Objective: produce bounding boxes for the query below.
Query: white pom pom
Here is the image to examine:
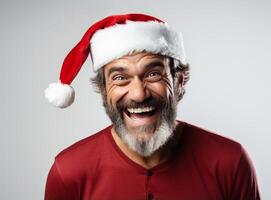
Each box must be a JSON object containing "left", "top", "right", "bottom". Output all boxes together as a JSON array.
[{"left": 44, "top": 81, "right": 75, "bottom": 108}]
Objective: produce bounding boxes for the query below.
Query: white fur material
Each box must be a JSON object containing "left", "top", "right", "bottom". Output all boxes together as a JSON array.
[
  {"left": 44, "top": 81, "right": 75, "bottom": 108},
  {"left": 90, "top": 21, "right": 187, "bottom": 71}
]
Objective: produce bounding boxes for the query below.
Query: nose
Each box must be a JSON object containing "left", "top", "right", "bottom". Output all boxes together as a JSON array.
[{"left": 128, "top": 77, "right": 150, "bottom": 102}]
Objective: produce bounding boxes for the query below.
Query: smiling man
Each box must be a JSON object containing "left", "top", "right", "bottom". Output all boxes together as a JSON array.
[
  {"left": 44, "top": 14, "right": 260, "bottom": 200},
  {"left": 102, "top": 53, "right": 181, "bottom": 161}
]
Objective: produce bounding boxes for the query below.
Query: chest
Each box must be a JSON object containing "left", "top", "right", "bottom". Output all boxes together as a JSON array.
[{"left": 80, "top": 163, "right": 223, "bottom": 200}]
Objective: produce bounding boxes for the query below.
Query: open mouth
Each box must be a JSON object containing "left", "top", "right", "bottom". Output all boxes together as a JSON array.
[{"left": 124, "top": 106, "right": 157, "bottom": 119}]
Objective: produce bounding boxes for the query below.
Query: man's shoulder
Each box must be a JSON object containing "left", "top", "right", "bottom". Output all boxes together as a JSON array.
[
  {"left": 177, "top": 122, "right": 260, "bottom": 198},
  {"left": 47, "top": 125, "right": 113, "bottom": 190},
  {"left": 179, "top": 121, "right": 246, "bottom": 179},
  {"left": 181, "top": 121, "right": 243, "bottom": 158},
  {"left": 55, "top": 125, "right": 112, "bottom": 162}
]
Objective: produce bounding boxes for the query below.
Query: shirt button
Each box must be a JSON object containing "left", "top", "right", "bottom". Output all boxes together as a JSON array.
[
  {"left": 147, "top": 170, "right": 153, "bottom": 176},
  {"left": 148, "top": 193, "right": 154, "bottom": 200}
]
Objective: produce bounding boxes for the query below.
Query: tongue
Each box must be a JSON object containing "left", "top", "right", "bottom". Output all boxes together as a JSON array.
[{"left": 130, "top": 112, "right": 153, "bottom": 119}]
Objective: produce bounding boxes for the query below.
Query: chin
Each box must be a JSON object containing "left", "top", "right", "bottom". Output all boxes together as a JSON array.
[
  {"left": 126, "top": 123, "right": 157, "bottom": 137},
  {"left": 118, "top": 119, "right": 175, "bottom": 157}
]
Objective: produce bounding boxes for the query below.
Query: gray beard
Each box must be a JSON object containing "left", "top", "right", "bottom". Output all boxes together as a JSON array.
[
  {"left": 103, "top": 94, "right": 178, "bottom": 157},
  {"left": 115, "top": 118, "right": 176, "bottom": 157}
]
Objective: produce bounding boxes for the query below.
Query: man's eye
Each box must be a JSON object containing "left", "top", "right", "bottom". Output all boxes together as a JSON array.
[
  {"left": 147, "top": 71, "right": 162, "bottom": 79},
  {"left": 145, "top": 71, "right": 162, "bottom": 82},
  {"left": 148, "top": 72, "right": 160, "bottom": 77},
  {"left": 113, "top": 75, "right": 126, "bottom": 81}
]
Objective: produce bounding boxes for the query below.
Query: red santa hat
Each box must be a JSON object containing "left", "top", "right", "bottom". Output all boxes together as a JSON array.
[{"left": 45, "top": 13, "right": 187, "bottom": 108}]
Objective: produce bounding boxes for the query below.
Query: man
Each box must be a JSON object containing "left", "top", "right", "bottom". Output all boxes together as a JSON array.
[{"left": 44, "top": 13, "right": 260, "bottom": 200}]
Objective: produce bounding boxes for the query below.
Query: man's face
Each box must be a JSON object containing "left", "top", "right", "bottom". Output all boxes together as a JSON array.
[{"left": 102, "top": 52, "right": 181, "bottom": 157}]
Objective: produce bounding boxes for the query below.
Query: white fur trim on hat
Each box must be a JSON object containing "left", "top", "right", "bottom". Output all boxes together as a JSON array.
[
  {"left": 44, "top": 81, "right": 75, "bottom": 108},
  {"left": 90, "top": 21, "right": 187, "bottom": 71}
]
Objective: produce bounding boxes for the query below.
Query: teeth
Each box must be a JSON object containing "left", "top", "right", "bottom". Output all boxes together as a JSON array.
[{"left": 127, "top": 106, "right": 155, "bottom": 114}]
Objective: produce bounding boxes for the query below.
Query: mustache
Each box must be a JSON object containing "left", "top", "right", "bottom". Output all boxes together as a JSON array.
[{"left": 116, "top": 96, "right": 165, "bottom": 112}]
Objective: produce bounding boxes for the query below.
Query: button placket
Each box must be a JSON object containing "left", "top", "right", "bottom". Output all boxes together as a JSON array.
[{"left": 146, "top": 170, "right": 154, "bottom": 199}]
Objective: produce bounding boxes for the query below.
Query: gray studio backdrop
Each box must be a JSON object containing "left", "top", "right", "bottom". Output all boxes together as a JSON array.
[{"left": 1, "top": 0, "right": 270, "bottom": 199}]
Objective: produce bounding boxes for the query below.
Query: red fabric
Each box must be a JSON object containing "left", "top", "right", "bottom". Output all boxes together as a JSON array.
[
  {"left": 59, "top": 13, "right": 163, "bottom": 85},
  {"left": 45, "top": 121, "right": 260, "bottom": 200}
]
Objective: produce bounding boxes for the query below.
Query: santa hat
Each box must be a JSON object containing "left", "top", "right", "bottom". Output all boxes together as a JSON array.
[{"left": 45, "top": 13, "right": 187, "bottom": 108}]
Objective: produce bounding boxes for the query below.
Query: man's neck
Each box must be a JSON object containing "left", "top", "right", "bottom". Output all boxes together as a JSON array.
[{"left": 111, "top": 122, "right": 182, "bottom": 169}]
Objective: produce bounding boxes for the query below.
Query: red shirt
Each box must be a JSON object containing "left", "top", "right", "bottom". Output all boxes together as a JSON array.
[{"left": 45, "top": 121, "right": 260, "bottom": 200}]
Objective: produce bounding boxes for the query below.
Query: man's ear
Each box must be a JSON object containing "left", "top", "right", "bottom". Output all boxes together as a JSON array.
[
  {"left": 175, "top": 71, "right": 185, "bottom": 101},
  {"left": 97, "top": 83, "right": 103, "bottom": 94}
]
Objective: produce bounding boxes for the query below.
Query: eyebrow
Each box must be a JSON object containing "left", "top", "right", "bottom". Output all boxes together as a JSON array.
[
  {"left": 107, "top": 67, "right": 128, "bottom": 78},
  {"left": 106, "top": 60, "right": 165, "bottom": 78},
  {"left": 145, "top": 61, "right": 165, "bottom": 71}
]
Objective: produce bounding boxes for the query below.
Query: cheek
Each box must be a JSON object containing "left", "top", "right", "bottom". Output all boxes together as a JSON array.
[
  {"left": 106, "top": 85, "right": 128, "bottom": 107},
  {"left": 146, "top": 79, "right": 174, "bottom": 99}
]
